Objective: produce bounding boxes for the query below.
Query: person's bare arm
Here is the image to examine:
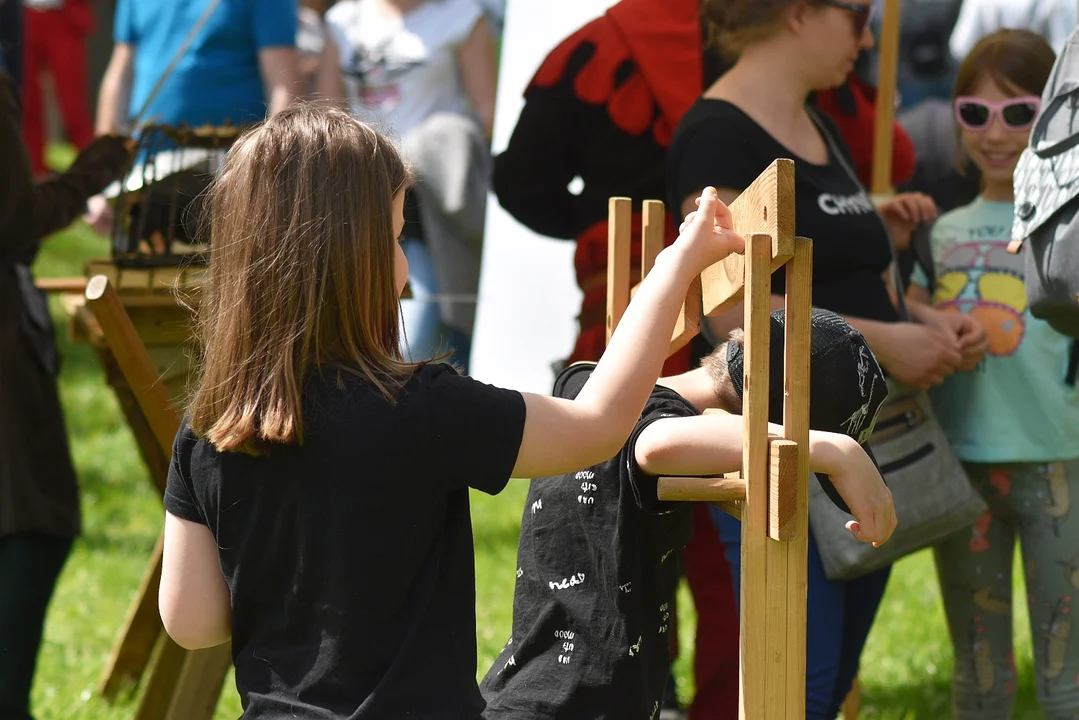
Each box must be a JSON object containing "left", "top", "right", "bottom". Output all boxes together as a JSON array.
[
  {"left": 314, "top": 36, "right": 346, "bottom": 107},
  {"left": 456, "top": 16, "right": 497, "bottom": 138},
  {"left": 160, "top": 512, "right": 231, "bottom": 649},
  {"left": 634, "top": 415, "right": 895, "bottom": 544},
  {"left": 96, "top": 43, "right": 135, "bottom": 135},
  {"left": 510, "top": 189, "right": 745, "bottom": 479},
  {"left": 258, "top": 46, "right": 301, "bottom": 115}
]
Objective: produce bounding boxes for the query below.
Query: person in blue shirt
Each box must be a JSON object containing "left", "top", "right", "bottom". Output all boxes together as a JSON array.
[
  {"left": 908, "top": 29, "right": 1079, "bottom": 720},
  {"left": 85, "top": 0, "right": 301, "bottom": 233}
]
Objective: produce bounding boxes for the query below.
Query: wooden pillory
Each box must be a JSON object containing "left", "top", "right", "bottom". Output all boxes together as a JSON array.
[{"left": 605, "top": 159, "right": 813, "bottom": 720}]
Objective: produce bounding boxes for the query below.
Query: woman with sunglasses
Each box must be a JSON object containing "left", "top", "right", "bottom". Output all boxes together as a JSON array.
[
  {"left": 667, "top": 1, "right": 987, "bottom": 717},
  {"left": 907, "top": 30, "right": 1079, "bottom": 719}
]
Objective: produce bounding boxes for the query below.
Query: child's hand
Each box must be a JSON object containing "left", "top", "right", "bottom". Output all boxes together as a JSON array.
[
  {"left": 818, "top": 434, "right": 897, "bottom": 547},
  {"left": 675, "top": 187, "right": 746, "bottom": 270}
]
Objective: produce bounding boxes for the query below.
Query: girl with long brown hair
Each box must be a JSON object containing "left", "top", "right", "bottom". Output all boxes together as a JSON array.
[{"left": 156, "top": 102, "right": 744, "bottom": 719}]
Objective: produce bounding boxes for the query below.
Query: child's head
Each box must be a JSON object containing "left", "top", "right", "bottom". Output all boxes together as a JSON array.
[
  {"left": 953, "top": 30, "right": 1055, "bottom": 195},
  {"left": 702, "top": 308, "right": 887, "bottom": 445},
  {"left": 190, "top": 103, "right": 414, "bottom": 453}
]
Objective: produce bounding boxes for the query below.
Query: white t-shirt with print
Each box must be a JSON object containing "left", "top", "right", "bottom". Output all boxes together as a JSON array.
[
  {"left": 325, "top": 0, "right": 483, "bottom": 137},
  {"left": 950, "top": 0, "right": 1077, "bottom": 59}
]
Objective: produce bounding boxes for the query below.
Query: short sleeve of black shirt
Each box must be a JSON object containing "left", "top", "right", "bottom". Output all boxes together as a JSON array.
[
  {"left": 624, "top": 386, "right": 700, "bottom": 514},
  {"left": 422, "top": 363, "right": 527, "bottom": 495},
  {"left": 164, "top": 421, "right": 205, "bottom": 525}
]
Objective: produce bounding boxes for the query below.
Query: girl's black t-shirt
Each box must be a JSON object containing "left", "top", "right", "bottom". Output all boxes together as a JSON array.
[
  {"left": 667, "top": 99, "right": 899, "bottom": 324},
  {"left": 164, "top": 363, "right": 526, "bottom": 719}
]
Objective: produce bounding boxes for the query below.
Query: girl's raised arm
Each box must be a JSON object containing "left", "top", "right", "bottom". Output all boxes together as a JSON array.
[{"left": 510, "top": 189, "right": 745, "bottom": 479}]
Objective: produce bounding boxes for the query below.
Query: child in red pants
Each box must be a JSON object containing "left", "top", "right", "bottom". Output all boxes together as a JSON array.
[{"left": 21, "top": 0, "right": 95, "bottom": 177}]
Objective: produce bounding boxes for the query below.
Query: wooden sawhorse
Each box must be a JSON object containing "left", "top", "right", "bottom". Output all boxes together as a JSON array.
[
  {"left": 62, "top": 269, "right": 232, "bottom": 720},
  {"left": 606, "top": 159, "right": 813, "bottom": 719}
]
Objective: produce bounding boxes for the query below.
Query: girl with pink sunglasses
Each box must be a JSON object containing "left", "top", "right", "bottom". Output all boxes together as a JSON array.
[{"left": 907, "top": 29, "right": 1079, "bottom": 720}]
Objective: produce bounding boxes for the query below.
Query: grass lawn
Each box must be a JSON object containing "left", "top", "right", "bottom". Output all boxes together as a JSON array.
[{"left": 26, "top": 208, "right": 1043, "bottom": 718}]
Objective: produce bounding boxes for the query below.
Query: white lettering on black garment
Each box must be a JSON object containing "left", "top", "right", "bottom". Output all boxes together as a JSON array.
[
  {"left": 667, "top": 100, "right": 898, "bottom": 323},
  {"left": 480, "top": 370, "right": 697, "bottom": 719}
]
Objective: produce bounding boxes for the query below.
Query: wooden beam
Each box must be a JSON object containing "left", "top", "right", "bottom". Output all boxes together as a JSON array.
[
  {"left": 701, "top": 160, "right": 796, "bottom": 318},
  {"left": 606, "top": 197, "right": 632, "bottom": 345},
  {"left": 657, "top": 475, "right": 747, "bottom": 503},
  {"left": 782, "top": 237, "right": 814, "bottom": 719},
  {"left": 641, "top": 199, "right": 664, "bottom": 280},
  {"left": 872, "top": 0, "right": 903, "bottom": 197},
  {"left": 35, "top": 277, "right": 88, "bottom": 294},
  {"left": 738, "top": 233, "right": 774, "bottom": 720},
  {"left": 84, "top": 275, "right": 180, "bottom": 458}
]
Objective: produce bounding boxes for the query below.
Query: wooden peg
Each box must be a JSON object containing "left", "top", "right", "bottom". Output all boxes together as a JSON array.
[
  {"left": 606, "top": 197, "right": 632, "bottom": 345},
  {"left": 767, "top": 439, "right": 798, "bottom": 541},
  {"left": 656, "top": 475, "right": 747, "bottom": 503},
  {"left": 641, "top": 199, "right": 664, "bottom": 280}
]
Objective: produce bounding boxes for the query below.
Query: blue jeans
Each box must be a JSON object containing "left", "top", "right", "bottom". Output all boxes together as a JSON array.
[
  {"left": 710, "top": 505, "right": 891, "bottom": 720},
  {"left": 399, "top": 238, "right": 471, "bottom": 370}
]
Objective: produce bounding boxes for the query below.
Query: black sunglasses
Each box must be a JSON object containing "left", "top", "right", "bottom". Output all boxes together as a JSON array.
[{"left": 819, "top": 0, "right": 874, "bottom": 37}]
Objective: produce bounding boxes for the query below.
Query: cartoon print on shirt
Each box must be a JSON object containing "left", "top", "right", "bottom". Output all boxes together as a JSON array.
[
  {"left": 932, "top": 236, "right": 1027, "bottom": 357},
  {"left": 658, "top": 603, "right": 670, "bottom": 634},
  {"left": 340, "top": 36, "right": 425, "bottom": 112},
  {"left": 628, "top": 635, "right": 642, "bottom": 657}
]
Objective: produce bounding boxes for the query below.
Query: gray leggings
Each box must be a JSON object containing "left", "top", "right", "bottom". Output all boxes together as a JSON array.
[{"left": 935, "top": 459, "right": 1079, "bottom": 720}]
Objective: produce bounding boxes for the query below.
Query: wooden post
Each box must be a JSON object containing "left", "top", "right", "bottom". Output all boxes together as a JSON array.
[
  {"left": 871, "top": 0, "right": 903, "bottom": 198},
  {"left": 606, "top": 197, "right": 631, "bottom": 345}
]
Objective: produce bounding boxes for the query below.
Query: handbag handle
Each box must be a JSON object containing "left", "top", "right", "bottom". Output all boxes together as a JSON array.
[{"left": 807, "top": 106, "right": 913, "bottom": 322}]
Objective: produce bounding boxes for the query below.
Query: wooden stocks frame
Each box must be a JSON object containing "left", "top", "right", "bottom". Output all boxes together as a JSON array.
[{"left": 605, "top": 159, "right": 812, "bottom": 720}]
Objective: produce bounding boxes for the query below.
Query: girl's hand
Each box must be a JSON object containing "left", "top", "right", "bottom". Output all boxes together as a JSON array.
[
  {"left": 676, "top": 187, "right": 746, "bottom": 271},
  {"left": 877, "top": 192, "right": 937, "bottom": 251},
  {"left": 874, "top": 321, "right": 963, "bottom": 390},
  {"left": 816, "top": 434, "right": 897, "bottom": 547},
  {"left": 920, "top": 307, "right": 989, "bottom": 371}
]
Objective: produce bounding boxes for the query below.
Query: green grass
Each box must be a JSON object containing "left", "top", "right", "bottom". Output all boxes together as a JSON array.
[{"left": 24, "top": 147, "right": 1042, "bottom": 719}]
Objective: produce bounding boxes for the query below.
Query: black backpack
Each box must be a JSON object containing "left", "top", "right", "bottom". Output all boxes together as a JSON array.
[{"left": 1012, "top": 27, "right": 1079, "bottom": 339}]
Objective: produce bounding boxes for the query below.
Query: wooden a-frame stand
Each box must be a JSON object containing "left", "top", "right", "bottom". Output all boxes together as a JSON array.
[
  {"left": 69, "top": 274, "right": 232, "bottom": 720},
  {"left": 606, "top": 159, "right": 813, "bottom": 720}
]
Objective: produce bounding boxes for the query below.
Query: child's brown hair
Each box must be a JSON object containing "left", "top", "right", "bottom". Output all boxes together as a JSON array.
[{"left": 189, "top": 103, "right": 415, "bottom": 454}]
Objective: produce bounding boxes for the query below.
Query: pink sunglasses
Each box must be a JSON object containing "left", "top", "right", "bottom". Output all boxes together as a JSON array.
[{"left": 954, "top": 96, "right": 1042, "bottom": 131}]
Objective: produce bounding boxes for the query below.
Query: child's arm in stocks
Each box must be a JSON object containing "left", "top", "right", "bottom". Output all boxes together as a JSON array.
[
  {"left": 633, "top": 415, "right": 896, "bottom": 547},
  {"left": 510, "top": 188, "right": 745, "bottom": 479}
]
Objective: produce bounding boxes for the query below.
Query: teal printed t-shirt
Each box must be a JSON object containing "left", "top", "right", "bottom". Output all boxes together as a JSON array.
[{"left": 911, "top": 198, "right": 1079, "bottom": 463}]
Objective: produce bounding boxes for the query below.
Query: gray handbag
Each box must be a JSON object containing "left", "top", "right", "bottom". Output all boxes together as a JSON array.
[
  {"left": 806, "top": 108, "right": 988, "bottom": 582},
  {"left": 1012, "top": 26, "right": 1079, "bottom": 338},
  {"left": 808, "top": 380, "right": 987, "bottom": 581}
]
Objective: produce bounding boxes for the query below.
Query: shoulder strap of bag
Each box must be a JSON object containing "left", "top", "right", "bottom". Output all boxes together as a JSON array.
[
  {"left": 807, "top": 106, "right": 913, "bottom": 322},
  {"left": 129, "top": 0, "right": 224, "bottom": 130}
]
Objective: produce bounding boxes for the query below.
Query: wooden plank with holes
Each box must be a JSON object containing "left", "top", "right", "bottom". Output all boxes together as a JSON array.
[
  {"left": 606, "top": 197, "right": 632, "bottom": 345},
  {"left": 738, "top": 233, "right": 774, "bottom": 720},
  {"left": 783, "top": 237, "right": 813, "bottom": 719},
  {"left": 701, "top": 160, "right": 796, "bottom": 318}
]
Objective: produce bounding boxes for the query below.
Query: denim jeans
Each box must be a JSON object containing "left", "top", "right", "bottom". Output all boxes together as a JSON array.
[
  {"left": 710, "top": 505, "right": 891, "bottom": 720},
  {"left": 399, "top": 238, "right": 472, "bottom": 370}
]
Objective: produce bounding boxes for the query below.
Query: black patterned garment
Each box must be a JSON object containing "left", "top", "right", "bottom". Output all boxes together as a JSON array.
[{"left": 480, "top": 364, "right": 697, "bottom": 720}]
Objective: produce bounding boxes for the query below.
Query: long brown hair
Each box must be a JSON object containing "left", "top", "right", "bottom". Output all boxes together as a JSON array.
[{"left": 189, "top": 103, "right": 415, "bottom": 454}]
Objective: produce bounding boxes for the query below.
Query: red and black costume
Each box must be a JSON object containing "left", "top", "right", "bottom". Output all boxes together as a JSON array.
[{"left": 491, "top": 2, "right": 916, "bottom": 717}]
